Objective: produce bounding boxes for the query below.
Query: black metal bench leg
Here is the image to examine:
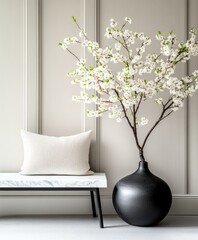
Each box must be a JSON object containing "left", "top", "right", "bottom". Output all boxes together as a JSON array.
[
  {"left": 90, "top": 190, "right": 97, "bottom": 217},
  {"left": 95, "top": 188, "right": 104, "bottom": 228}
]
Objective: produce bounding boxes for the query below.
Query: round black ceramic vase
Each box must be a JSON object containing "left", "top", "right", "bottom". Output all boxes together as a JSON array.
[{"left": 112, "top": 161, "right": 172, "bottom": 226}]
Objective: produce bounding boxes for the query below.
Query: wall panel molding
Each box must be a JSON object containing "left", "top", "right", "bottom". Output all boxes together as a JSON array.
[
  {"left": 98, "top": 0, "right": 198, "bottom": 208},
  {"left": 23, "top": 0, "right": 42, "bottom": 133},
  {"left": 81, "top": 0, "right": 100, "bottom": 171},
  {"left": 0, "top": 0, "right": 196, "bottom": 215},
  {"left": 24, "top": 0, "right": 101, "bottom": 171},
  {"left": 1, "top": 195, "right": 198, "bottom": 216},
  {"left": 184, "top": 0, "right": 189, "bottom": 194},
  {"left": 188, "top": 0, "right": 198, "bottom": 194}
]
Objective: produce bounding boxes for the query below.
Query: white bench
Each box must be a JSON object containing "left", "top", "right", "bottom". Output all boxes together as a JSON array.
[{"left": 0, "top": 173, "right": 107, "bottom": 228}]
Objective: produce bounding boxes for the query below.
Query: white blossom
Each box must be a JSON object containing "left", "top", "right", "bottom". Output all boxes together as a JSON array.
[
  {"left": 155, "top": 98, "right": 163, "bottom": 104},
  {"left": 61, "top": 43, "right": 68, "bottom": 50},
  {"left": 140, "top": 117, "right": 149, "bottom": 126},
  {"left": 115, "top": 42, "right": 122, "bottom": 51},
  {"left": 79, "top": 30, "right": 87, "bottom": 38},
  {"left": 125, "top": 17, "right": 132, "bottom": 24},
  {"left": 156, "top": 31, "right": 164, "bottom": 40},
  {"left": 110, "top": 19, "right": 117, "bottom": 28}
]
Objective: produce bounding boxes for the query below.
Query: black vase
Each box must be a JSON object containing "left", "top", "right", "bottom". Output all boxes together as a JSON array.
[{"left": 112, "top": 161, "right": 172, "bottom": 226}]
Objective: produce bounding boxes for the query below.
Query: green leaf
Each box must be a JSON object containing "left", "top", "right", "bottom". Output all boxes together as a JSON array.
[
  {"left": 178, "top": 46, "right": 189, "bottom": 54},
  {"left": 58, "top": 42, "right": 62, "bottom": 46},
  {"left": 89, "top": 66, "right": 94, "bottom": 70},
  {"left": 72, "top": 16, "right": 76, "bottom": 22}
]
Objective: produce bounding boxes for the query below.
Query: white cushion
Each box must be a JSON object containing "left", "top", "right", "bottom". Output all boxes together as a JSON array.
[{"left": 20, "top": 130, "right": 93, "bottom": 175}]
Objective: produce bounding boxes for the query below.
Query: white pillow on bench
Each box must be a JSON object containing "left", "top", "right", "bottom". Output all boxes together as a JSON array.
[{"left": 20, "top": 130, "right": 93, "bottom": 175}]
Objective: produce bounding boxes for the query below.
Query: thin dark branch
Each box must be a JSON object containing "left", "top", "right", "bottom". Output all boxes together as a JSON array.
[
  {"left": 66, "top": 48, "right": 80, "bottom": 61},
  {"left": 129, "top": 107, "right": 134, "bottom": 121},
  {"left": 141, "top": 108, "right": 166, "bottom": 150},
  {"left": 114, "top": 89, "right": 141, "bottom": 150},
  {"left": 133, "top": 104, "right": 137, "bottom": 137},
  {"left": 112, "top": 36, "right": 131, "bottom": 60},
  {"left": 155, "top": 53, "right": 162, "bottom": 61},
  {"left": 114, "top": 90, "right": 134, "bottom": 130},
  {"left": 112, "top": 36, "right": 126, "bottom": 50},
  {"left": 135, "top": 95, "right": 143, "bottom": 114},
  {"left": 165, "top": 101, "right": 174, "bottom": 110},
  {"left": 121, "top": 22, "right": 127, "bottom": 30},
  {"left": 161, "top": 110, "right": 174, "bottom": 120},
  {"left": 141, "top": 101, "right": 174, "bottom": 150},
  {"left": 122, "top": 35, "right": 132, "bottom": 60},
  {"left": 164, "top": 97, "right": 172, "bottom": 107}
]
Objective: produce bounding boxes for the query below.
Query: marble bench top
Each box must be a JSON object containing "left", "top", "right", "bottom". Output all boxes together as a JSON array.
[{"left": 0, "top": 173, "right": 107, "bottom": 188}]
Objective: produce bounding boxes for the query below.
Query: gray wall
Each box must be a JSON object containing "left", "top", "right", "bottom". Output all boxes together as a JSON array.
[{"left": 0, "top": 0, "right": 198, "bottom": 215}]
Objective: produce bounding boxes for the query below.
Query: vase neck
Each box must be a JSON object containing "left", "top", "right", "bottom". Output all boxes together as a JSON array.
[{"left": 137, "top": 161, "right": 151, "bottom": 173}]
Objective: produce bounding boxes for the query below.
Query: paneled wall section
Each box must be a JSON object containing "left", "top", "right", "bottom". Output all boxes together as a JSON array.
[{"left": 0, "top": 0, "right": 198, "bottom": 215}]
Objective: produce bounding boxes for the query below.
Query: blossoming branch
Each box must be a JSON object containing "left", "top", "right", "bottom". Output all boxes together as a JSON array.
[{"left": 59, "top": 16, "right": 198, "bottom": 161}]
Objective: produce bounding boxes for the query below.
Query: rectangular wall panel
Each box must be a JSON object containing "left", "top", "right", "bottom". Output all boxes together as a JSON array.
[
  {"left": 0, "top": 0, "right": 24, "bottom": 171},
  {"left": 1, "top": 0, "right": 198, "bottom": 216},
  {"left": 41, "top": 0, "right": 83, "bottom": 137},
  {"left": 99, "top": 0, "right": 187, "bottom": 195},
  {"left": 188, "top": 0, "right": 198, "bottom": 194}
]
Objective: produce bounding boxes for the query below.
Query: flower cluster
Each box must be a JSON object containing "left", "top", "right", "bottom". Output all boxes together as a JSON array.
[
  {"left": 60, "top": 17, "right": 198, "bottom": 125},
  {"left": 59, "top": 17, "right": 198, "bottom": 158}
]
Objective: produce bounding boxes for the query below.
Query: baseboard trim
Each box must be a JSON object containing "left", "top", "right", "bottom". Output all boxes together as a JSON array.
[
  {"left": 0, "top": 194, "right": 198, "bottom": 216},
  {"left": 170, "top": 195, "right": 198, "bottom": 215}
]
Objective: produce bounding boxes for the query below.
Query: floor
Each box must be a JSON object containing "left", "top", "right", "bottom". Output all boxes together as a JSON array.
[{"left": 0, "top": 215, "right": 198, "bottom": 240}]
